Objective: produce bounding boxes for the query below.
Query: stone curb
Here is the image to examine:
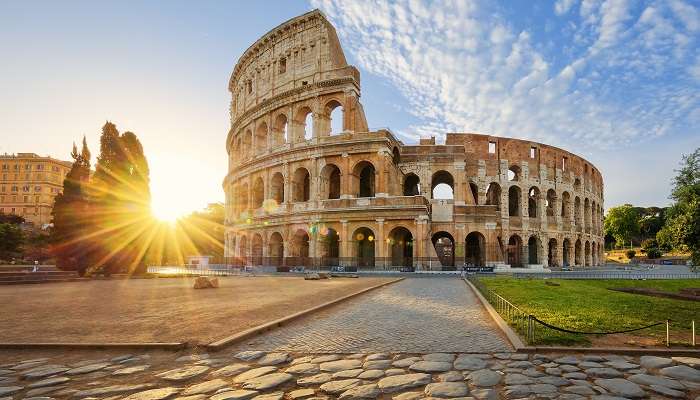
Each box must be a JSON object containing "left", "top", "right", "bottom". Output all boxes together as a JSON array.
[
  {"left": 207, "top": 277, "right": 405, "bottom": 351},
  {"left": 0, "top": 342, "right": 186, "bottom": 350},
  {"left": 463, "top": 278, "right": 523, "bottom": 350}
]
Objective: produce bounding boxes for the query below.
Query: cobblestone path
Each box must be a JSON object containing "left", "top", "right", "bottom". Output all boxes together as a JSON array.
[{"left": 235, "top": 277, "right": 512, "bottom": 353}]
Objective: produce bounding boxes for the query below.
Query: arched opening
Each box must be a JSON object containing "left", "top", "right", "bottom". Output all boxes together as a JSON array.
[
  {"left": 574, "top": 178, "right": 581, "bottom": 191},
  {"left": 389, "top": 227, "right": 413, "bottom": 268},
  {"left": 392, "top": 147, "right": 400, "bottom": 165},
  {"left": 548, "top": 238, "right": 558, "bottom": 267},
  {"left": 584, "top": 198, "right": 591, "bottom": 230},
  {"left": 469, "top": 182, "right": 479, "bottom": 205},
  {"left": 292, "top": 229, "right": 310, "bottom": 267},
  {"left": 403, "top": 173, "right": 420, "bottom": 196},
  {"left": 252, "top": 177, "right": 264, "bottom": 209},
  {"left": 508, "top": 186, "right": 521, "bottom": 216},
  {"left": 270, "top": 172, "right": 284, "bottom": 205},
  {"left": 508, "top": 165, "right": 521, "bottom": 181},
  {"left": 574, "top": 196, "right": 582, "bottom": 225},
  {"left": 292, "top": 167, "right": 310, "bottom": 202},
  {"left": 239, "top": 235, "right": 248, "bottom": 265},
  {"left": 252, "top": 234, "right": 263, "bottom": 266},
  {"left": 465, "top": 232, "right": 486, "bottom": 267},
  {"left": 562, "top": 191, "right": 571, "bottom": 218},
  {"left": 528, "top": 187, "right": 540, "bottom": 218},
  {"left": 319, "top": 227, "right": 340, "bottom": 266},
  {"left": 528, "top": 236, "right": 539, "bottom": 265},
  {"left": 431, "top": 231, "right": 455, "bottom": 269},
  {"left": 320, "top": 164, "right": 341, "bottom": 200},
  {"left": 431, "top": 170, "right": 454, "bottom": 200},
  {"left": 237, "top": 183, "right": 249, "bottom": 216},
  {"left": 255, "top": 122, "right": 268, "bottom": 155},
  {"left": 507, "top": 235, "right": 523, "bottom": 267},
  {"left": 575, "top": 239, "right": 582, "bottom": 266},
  {"left": 269, "top": 232, "right": 284, "bottom": 267},
  {"left": 563, "top": 238, "right": 571, "bottom": 266},
  {"left": 296, "top": 106, "right": 313, "bottom": 141},
  {"left": 273, "top": 113, "right": 288, "bottom": 146},
  {"left": 353, "top": 227, "right": 375, "bottom": 268},
  {"left": 353, "top": 161, "right": 375, "bottom": 198},
  {"left": 546, "top": 189, "right": 556, "bottom": 217},
  {"left": 486, "top": 182, "right": 501, "bottom": 209},
  {"left": 326, "top": 100, "right": 343, "bottom": 135},
  {"left": 243, "top": 129, "right": 253, "bottom": 158},
  {"left": 585, "top": 241, "right": 591, "bottom": 266}
]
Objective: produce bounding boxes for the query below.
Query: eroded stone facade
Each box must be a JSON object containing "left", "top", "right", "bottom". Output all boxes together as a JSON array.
[{"left": 223, "top": 10, "right": 604, "bottom": 270}]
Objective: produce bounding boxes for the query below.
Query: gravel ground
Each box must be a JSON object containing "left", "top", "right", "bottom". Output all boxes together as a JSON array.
[{"left": 0, "top": 276, "right": 392, "bottom": 344}]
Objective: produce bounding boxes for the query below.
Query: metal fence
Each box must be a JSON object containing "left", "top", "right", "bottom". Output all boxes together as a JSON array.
[{"left": 514, "top": 271, "right": 700, "bottom": 280}]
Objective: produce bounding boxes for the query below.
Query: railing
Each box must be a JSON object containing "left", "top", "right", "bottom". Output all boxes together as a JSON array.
[
  {"left": 467, "top": 275, "right": 536, "bottom": 344},
  {"left": 514, "top": 272, "right": 700, "bottom": 280},
  {"left": 467, "top": 275, "right": 698, "bottom": 346}
]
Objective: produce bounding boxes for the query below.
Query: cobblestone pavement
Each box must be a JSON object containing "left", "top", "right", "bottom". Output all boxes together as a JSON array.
[
  {"left": 1, "top": 350, "right": 699, "bottom": 399},
  {"left": 236, "top": 277, "right": 511, "bottom": 354}
]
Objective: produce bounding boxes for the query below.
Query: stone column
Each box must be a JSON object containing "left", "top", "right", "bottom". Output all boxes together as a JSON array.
[
  {"left": 454, "top": 224, "right": 465, "bottom": 265},
  {"left": 415, "top": 217, "right": 428, "bottom": 269},
  {"left": 340, "top": 220, "right": 349, "bottom": 267},
  {"left": 375, "top": 218, "right": 385, "bottom": 269}
]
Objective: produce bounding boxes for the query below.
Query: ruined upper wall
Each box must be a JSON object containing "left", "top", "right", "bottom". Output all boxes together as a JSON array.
[{"left": 229, "top": 10, "right": 357, "bottom": 122}]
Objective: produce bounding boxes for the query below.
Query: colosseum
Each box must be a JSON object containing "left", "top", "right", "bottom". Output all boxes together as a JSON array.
[{"left": 223, "top": 10, "right": 604, "bottom": 271}]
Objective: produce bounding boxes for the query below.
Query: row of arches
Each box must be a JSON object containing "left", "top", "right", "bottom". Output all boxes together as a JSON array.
[
  {"left": 230, "top": 161, "right": 377, "bottom": 216},
  {"left": 402, "top": 170, "right": 603, "bottom": 233},
  {"left": 229, "top": 226, "right": 601, "bottom": 269},
  {"left": 232, "top": 100, "right": 345, "bottom": 161}
]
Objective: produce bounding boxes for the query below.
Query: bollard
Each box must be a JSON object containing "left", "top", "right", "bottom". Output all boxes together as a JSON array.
[{"left": 666, "top": 320, "right": 670, "bottom": 347}]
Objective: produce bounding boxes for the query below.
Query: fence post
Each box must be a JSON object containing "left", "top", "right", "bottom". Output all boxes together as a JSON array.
[
  {"left": 693, "top": 320, "right": 696, "bottom": 347},
  {"left": 666, "top": 319, "right": 670, "bottom": 347}
]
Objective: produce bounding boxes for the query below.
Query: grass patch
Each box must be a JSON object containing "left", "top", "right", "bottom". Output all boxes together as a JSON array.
[{"left": 479, "top": 277, "right": 700, "bottom": 346}]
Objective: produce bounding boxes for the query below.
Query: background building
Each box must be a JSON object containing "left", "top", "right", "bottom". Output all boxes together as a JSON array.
[{"left": 0, "top": 153, "right": 71, "bottom": 228}]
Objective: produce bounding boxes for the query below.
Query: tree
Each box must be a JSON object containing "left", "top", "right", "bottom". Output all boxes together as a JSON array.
[
  {"left": 0, "top": 223, "right": 24, "bottom": 261},
  {"left": 625, "top": 249, "right": 636, "bottom": 260},
  {"left": 659, "top": 148, "right": 700, "bottom": 268},
  {"left": 51, "top": 139, "right": 92, "bottom": 274},
  {"left": 89, "top": 122, "right": 152, "bottom": 274},
  {"left": 604, "top": 204, "right": 640, "bottom": 247}
]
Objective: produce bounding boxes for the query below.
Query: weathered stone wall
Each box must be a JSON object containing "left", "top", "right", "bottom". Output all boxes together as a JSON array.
[{"left": 223, "top": 10, "right": 604, "bottom": 270}]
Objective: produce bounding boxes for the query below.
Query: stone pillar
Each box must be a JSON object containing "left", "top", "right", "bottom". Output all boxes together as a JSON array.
[
  {"left": 340, "top": 220, "right": 349, "bottom": 267},
  {"left": 341, "top": 154, "right": 352, "bottom": 198},
  {"left": 556, "top": 240, "right": 564, "bottom": 267},
  {"left": 262, "top": 234, "right": 269, "bottom": 266},
  {"left": 415, "top": 217, "right": 428, "bottom": 269},
  {"left": 554, "top": 194, "right": 562, "bottom": 228},
  {"left": 454, "top": 224, "right": 465, "bottom": 265},
  {"left": 375, "top": 218, "right": 385, "bottom": 269}
]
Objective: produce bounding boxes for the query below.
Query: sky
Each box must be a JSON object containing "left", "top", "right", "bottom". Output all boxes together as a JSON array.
[{"left": 0, "top": 0, "right": 698, "bottom": 219}]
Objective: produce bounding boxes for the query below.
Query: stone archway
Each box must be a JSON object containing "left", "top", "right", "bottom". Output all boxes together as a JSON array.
[
  {"left": 465, "top": 232, "right": 486, "bottom": 267},
  {"left": 388, "top": 226, "right": 413, "bottom": 268},
  {"left": 353, "top": 227, "right": 375, "bottom": 268}
]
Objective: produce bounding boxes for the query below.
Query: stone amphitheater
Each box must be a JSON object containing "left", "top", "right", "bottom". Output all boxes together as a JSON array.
[{"left": 223, "top": 10, "right": 604, "bottom": 271}]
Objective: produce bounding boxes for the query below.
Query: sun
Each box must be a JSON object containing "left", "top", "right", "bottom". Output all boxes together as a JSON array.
[{"left": 152, "top": 203, "right": 185, "bottom": 222}]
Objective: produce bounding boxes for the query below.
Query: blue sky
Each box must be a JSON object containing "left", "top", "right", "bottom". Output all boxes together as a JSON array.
[{"left": 0, "top": 1, "right": 698, "bottom": 217}]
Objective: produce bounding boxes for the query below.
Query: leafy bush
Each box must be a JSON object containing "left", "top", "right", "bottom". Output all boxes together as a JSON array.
[
  {"left": 625, "top": 249, "right": 636, "bottom": 259},
  {"left": 646, "top": 248, "right": 662, "bottom": 259}
]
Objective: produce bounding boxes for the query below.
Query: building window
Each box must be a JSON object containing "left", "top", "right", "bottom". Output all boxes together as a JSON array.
[
  {"left": 11, "top": 186, "right": 17, "bottom": 192},
  {"left": 0, "top": 196, "right": 4, "bottom": 203},
  {"left": 279, "top": 57, "right": 286, "bottom": 74},
  {"left": 1, "top": 164, "right": 6, "bottom": 170},
  {"left": 22, "top": 185, "right": 29, "bottom": 192},
  {"left": 36, "top": 164, "right": 43, "bottom": 170},
  {"left": 11, "top": 208, "right": 15, "bottom": 213},
  {"left": 25, "top": 173, "right": 30, "bottom": 180},
  {"left": 23, "top": 196, "right": 28, "bottom": 203},
  {"left": 34, "top": 195, "right": 40, "bottom": 203},
  {"left": 530, "top": 146, "right": 537, "bottom": 159},
  {"left": 25, "top": 164, "right": 31, "bottom": 170},
  {"left": 488, "top": 141, "right": 496, "bottom": 154},
  {"left": 0, "top": 186, "right": 4, "bottom": 192},
  {"left": 34, "top": 186, "right": 41, "bottom": 192}
]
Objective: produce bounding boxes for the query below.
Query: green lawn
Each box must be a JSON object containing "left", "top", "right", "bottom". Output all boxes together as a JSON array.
[{"left": 479, "top": 277, "right": 700, "bottom": 346}]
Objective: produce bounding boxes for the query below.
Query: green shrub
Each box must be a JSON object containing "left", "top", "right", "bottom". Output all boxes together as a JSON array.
[{"left": 625, "top": 249, "right": 636, "bottom": 259}]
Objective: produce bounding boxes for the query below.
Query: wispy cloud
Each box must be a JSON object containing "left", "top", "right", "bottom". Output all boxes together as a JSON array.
[{"left": 312, "top": 0, "right": 699, "bottom": 151}]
